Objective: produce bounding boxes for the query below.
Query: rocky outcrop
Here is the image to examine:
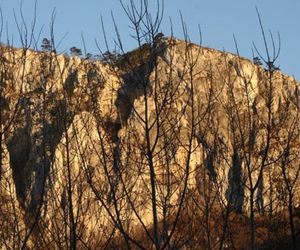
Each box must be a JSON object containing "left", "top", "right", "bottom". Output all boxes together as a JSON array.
[
  {"left": 0, "top": 47, "right": 117, "bottom": 219},
  {"left": 0, "top": 37, "right": 299, "bottom": 247}
]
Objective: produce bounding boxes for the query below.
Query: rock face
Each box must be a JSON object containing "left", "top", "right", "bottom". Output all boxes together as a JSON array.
[
  {"left": 1, "top": 48, "right": 107, "bottom": 208},
  {"left": 0, "top": 37, "right": 299, "bottom": 247}
]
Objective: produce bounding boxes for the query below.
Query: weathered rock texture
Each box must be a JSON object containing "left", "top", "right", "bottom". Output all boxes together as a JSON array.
[{"left": 0, "top": 37, "right": 299, "bottom": 248}]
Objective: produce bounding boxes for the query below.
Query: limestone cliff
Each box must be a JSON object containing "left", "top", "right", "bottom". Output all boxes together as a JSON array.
[{"left": 0, "top": 37, "right": 299, "bottom": 248}]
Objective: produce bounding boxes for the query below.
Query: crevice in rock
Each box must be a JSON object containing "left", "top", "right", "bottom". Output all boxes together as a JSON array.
[
  {"left": 102, "top": 40, "right": 168, "bottom": 201},
  {"left": 5, "top": 69, "right": 81, "bottom": 216},
  {"left": 226, "top": 149, "right": 245, "bottom": 213}
]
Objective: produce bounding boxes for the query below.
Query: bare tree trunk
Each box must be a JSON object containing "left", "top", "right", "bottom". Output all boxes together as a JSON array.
[
  {"left": 249, "top": 190, "right": 255, "bottom": 250},
  {"left": 288, "top": 193, "right": 296, "bottom": 250},
  {"left": 64, "top": 115, "right": 77, "bottom": 250}
]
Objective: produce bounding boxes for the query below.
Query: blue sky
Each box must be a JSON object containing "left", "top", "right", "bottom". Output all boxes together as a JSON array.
[{"left": 1, "top": 0, "right": 299, "bottom": 79}]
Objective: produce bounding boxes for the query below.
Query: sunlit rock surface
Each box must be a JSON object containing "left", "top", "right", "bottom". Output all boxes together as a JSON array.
[{"left": 0, "top": 37, "right": 299, "bottom": 247}]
